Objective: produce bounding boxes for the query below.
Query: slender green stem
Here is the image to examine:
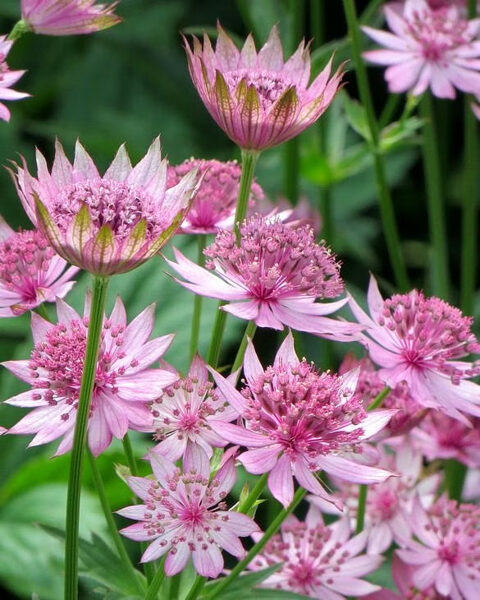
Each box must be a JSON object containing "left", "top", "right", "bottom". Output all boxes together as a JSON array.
[
  {"left": 65, "top": 276, "right": 109, "bottom": 600},
  {"left": 445, "top": 460, "right": 467, "bottom": 502},
  {"left": 367, "top": 386, "right": 390, "bottom": 411},
  {"left": 206, "top": 309, "right": 228, "bottom": 368},
  {"left": 419, "top": 95, "right": 450, "bottom": 300},
  {"left": 185, "top": 575, "right": 207, "bottom": 600},
  {"left": 342, "top": 0, "right": 409, "bottom": 292},
  {"left": 34, "top": 303, "right": 51, "bottom": 322},
  {"left": 190, "top": 235, "right": 207, "bottom": 361},
  {"left": 310, "top": 0, "right": 324, "bottom": 46},
  {"left": 356, "top": 485, "right": 368, "bottom": 534},
  {"left": 86, "top": 452, "right": 143, "bottom": 594},
  {"left": 7, "top": 19, "right": 31, "bottom": 41},
  {"left": 144, "top": 556, "right": 166, "bottom": 600},
  {"left": 231, "top": 321, "right": 257, "bottom": 374},
  {"left": 361, "top": 0, "right": 384, "bottom": 23},
  {"left": 238, "top": 472, "right": 268, "bottom": 515},
  {"left": 205, "top": 487, "right": 306, "bottom": 599}
]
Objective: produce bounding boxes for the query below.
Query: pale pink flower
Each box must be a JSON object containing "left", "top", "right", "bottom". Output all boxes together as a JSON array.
[
  {"left": 397, "top": 496, "right": 480, "bottom": 599},
  {"left": 11, "top": 138, "right": 198, "bottom": 276},
  {"left": 310, "top": 444, "right": 441, "bottom": 555},
  {"left": 184, "top": 24, "right": 343, "bottom": 151},
  {"left": 362, "top": 0, "right": 480, "bottom": 98},
  {"left": 2, "top": 297, "right": 177, "bottom": 456},
  {"left": 348, "top": 275, "right": 480, "bottom": 424},
  {"left": 0, "top": 216, "right": 78, "bottom": 317},
  {"left": 119, "top": 446, "right": 259, "bottom": 576},
  {"left": 412, "top": 412, "right": 480, "bottom": 467},
  {"left": 149, "top": 355, "right": 238, "bottom": 460},
  {"left": 339, "top": 354, "right": 426, "bottom": 437},
  {"left": 0, "top": 35, "right": 29, "bottom": 122},
  {"left": 20, "top": 0, "right": 121, "bottom": 36},
  {"left": 168, "top": 215, "right": 358, "bottom": 339},
  {"left": 209, "top": 333, "right": 395, "bottom": 507},
  {"left": 166, "top": 158, "right": 264, "bottom": 234},
  {"left": 248, "top": 505, "right": 382, "bottom": 598}
]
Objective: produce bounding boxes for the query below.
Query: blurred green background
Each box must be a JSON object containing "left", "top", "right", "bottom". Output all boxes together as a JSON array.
[{"left": 0, "top": 0, "right": 476, "bottom": 597}]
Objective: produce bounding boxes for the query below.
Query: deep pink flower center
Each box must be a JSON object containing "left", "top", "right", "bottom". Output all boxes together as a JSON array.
[
  {"left": 179, "top": 503, "right": 206, "bottom": 526},
  {"left": 53, "top": 179, "right": 164, "bottom": 240},
  {"left": 371, "top": 487, "right": 400, "bottom": 520},
  {"left": 0, "top": 229, "right": 54, "bottom": 299},
  {"left": 205, "top": 216, "right": 344, "bottom": 301},
  {"left": 225, "top": 70, "right": 292, "bottom": 109},
  {"left": 438, "top": 540, "right": 460, "bottom": 563},
  {"left": 378, "top": 291, "right": 480, "bottom": 379},
  {"left": 242, "top": 361, "right": 365, "bottom": 459}
]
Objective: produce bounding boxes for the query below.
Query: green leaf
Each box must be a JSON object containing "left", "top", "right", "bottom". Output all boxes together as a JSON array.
[
  {"left": 205, "top": 565, "right": 282, "bottom": 597},
  {"left": 343, "top": 94, "right": 371, "bottom": 142}
]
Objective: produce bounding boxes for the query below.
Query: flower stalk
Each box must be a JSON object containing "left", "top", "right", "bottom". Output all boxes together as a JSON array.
[
  {"left": 64, "top": 275, "right": 109, "bottom": 600},
  {"left": 356, "top": 484, "right": 368, "bottom": 534},
  {"left": 190, "top": 234, "right": 207, "bottom": 361},
  {"left": 144, "top": 556, "right": 167, "bottom": 600},
  {"left": 231, "top": 320, "right": 257, "bottom": 374}
]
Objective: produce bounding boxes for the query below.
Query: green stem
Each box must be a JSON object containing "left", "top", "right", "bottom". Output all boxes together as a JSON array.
[
  {"left": 190, "top": 235, "right": 207, "bottom": 361},
  {"left": 205, "top": 487, "right": 306, "bottom": 599},
  {"left": 367, "top": 386, "right": 390, "bottom": 411},
  {"left": 356, "top": 485, "right": 368, "bottom": 534},
  {"left": 7, "top": 19, "right": 31, "bottom": 41},
  {"left": 361, "top": 0, "right": 384, "bottom": 24},
  {"left": 144, "top": 556, "right": 167, "bottom": 600},
  {"left": 231, "top": 321, "right": 257, "bottom": 374},
  {"left": 65, "top": 276, "right": 109, "bottom": 600},
  {"left": 379, "top": 93, "right": 402, "bottom": 130},
  {"left": 461, "top": 101, "right": 478, "bottom": 315},
  {"left": 206, "top": 309, "right": 228, "bottom": 368},
  {"left": 86, "top": 452, "right": 143, "bottom": 594},
  {"left": 168, "top": 574, "right": 181, "bottom": 600},
  {"left": 419, "top": 95, "right": 450, "bottom": 299},
  {"left": 445, "top": 460, "right": 467, "bottom": 502},
  {"left": 185, "top": 575, "right": 207, "bottom": 600},
  {"left": 238, "top": 472, "right": 268, "bottom": 515},
  {"left": 342, "top": 0, "right": 409, "bottom": 292}
]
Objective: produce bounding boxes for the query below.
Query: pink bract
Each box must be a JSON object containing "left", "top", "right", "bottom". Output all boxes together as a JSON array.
[
  {"left": 362, "top": 0, "right": 480, "bottom": 98},
  {"left": 168, "top": 214, "right": 359, "bottom": 339},
  {"left": 0, "top": 216, "right": 78, "bottom": 316},
  {"left": 0, "top": 35, "right": 29, "bottom": 122},
  {"left": 20, "top": 0, "right": 121, "bottom": 36},
  {"left": 348, "top": 275, "right": 480, "bottom": 424},
  {"left": 118, "top": 446, "right": 259, "bottom": 577},
  {"left": 397, "top": 496, "right": 480, "bottom": 598},
  {"left": 2, "top": 297, "right": 177, "bottom": 456},
  {"left": 149, "top": 355, "right": 238, "bottom": 460},
  {"left": 184, "top": 24, "right": 344, "bottom": 150},
  {"left": 249, "top": 505, "right": 382, "bottom": 598},
  {"left": 11, "top": 138, "right": 198, "bottom": 276},
  {"left": 209, "top": 333, "right": 396, "bottom": 507},
  {"left": 166, "top": 158, "right": 264, "bottom": 234}
]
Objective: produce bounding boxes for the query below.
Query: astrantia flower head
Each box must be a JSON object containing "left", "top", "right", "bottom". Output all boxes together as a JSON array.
[
  {"left": 184, "top": 24, "right": 344, "bottom": 150},
  {"left": 20, "top": 0, "right": 121, "bottom": 36},
  {"left": 209, "top": 333, "right": 395, "bottom": 507},
  {"left": 248, "top": 505, "right": 382, "bottom": 598},
  {"left": 339, "top": 354, "right": 426, "bottom": 437},
  {"left": 349, "top": 275, "right": 480, "bottom": 423},
  {"left": 119, "top": 447, "right": 259, "bottom": 576},
  {"left": 166, "top": 158, "right": 264, "bottom": 234},
  {"left": 149, "top": 355, "right": 238, "bottom": 460},
  {"left": 0, "top": 216, "right": 78, "bottom": 317},
  {"left": 168, "top": 215, "right": 358, "bottom": 339},
  {"left": 2, "top": 297, "right": 177, "bottom": 456},
  {"left": 0, "top": 35, "right": 29, "bottom": 122},
  {"left": 397, "top": 496, "right": 480, "bottom": 598},
  {"left": 362, "top": 0, "right": 480, "bottom": 98},
  {"left": 11, "top": 138, "right": 198, "bottom": 276}
]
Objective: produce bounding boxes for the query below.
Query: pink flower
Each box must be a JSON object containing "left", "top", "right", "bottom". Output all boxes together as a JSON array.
[
  {"left": 166, "top": 158, "right": 264, "bottom": 234},
  {"left": 168, "top": 215, "right": 358, "bottom": 339},
  {"left": 149, "top": 355, "right": 238, "bottom": 460},
  {"left": 311, "top": 444, "right": 441, "bottom": 555},
  {"left": 0, "top": 36, "right": 29, "bottom": 122},
  {"left": 248, "top": 505, "right": 382, "bottom": 598},
  {"left": 184, "top": 24, "right": 343, "bottom": 150},
  {"left": 362, "top": 0, "right": 480, "bottom": 98},
  {"left": 118, "top": 446, "right": 259, "bottom": 576},
  {"left": 339, "top": 354, "right": 426, "bottom": 438},
  {"left": 11, "top": 138, "right": 198, "bottom": 276},
  {"left": 2, "top": 297, "right": 177, "bottom": 456},
  {"left": 348, "top": 275, "right": 480, "bottom": 424},
  {"left": 412, "top": 412, "right": 480, "bottom": 467},
  {"left": 209, "top": 333, "right": 395, "bottom": 507},
  {"left": 20, "top": 0, "right": 121, "bottom": 36},
  {"left": 0, "top": 216, "right": 78, "bottom": 317},
  {"left": 397, "top": 496, "right": 480, "bottom": 598}
]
